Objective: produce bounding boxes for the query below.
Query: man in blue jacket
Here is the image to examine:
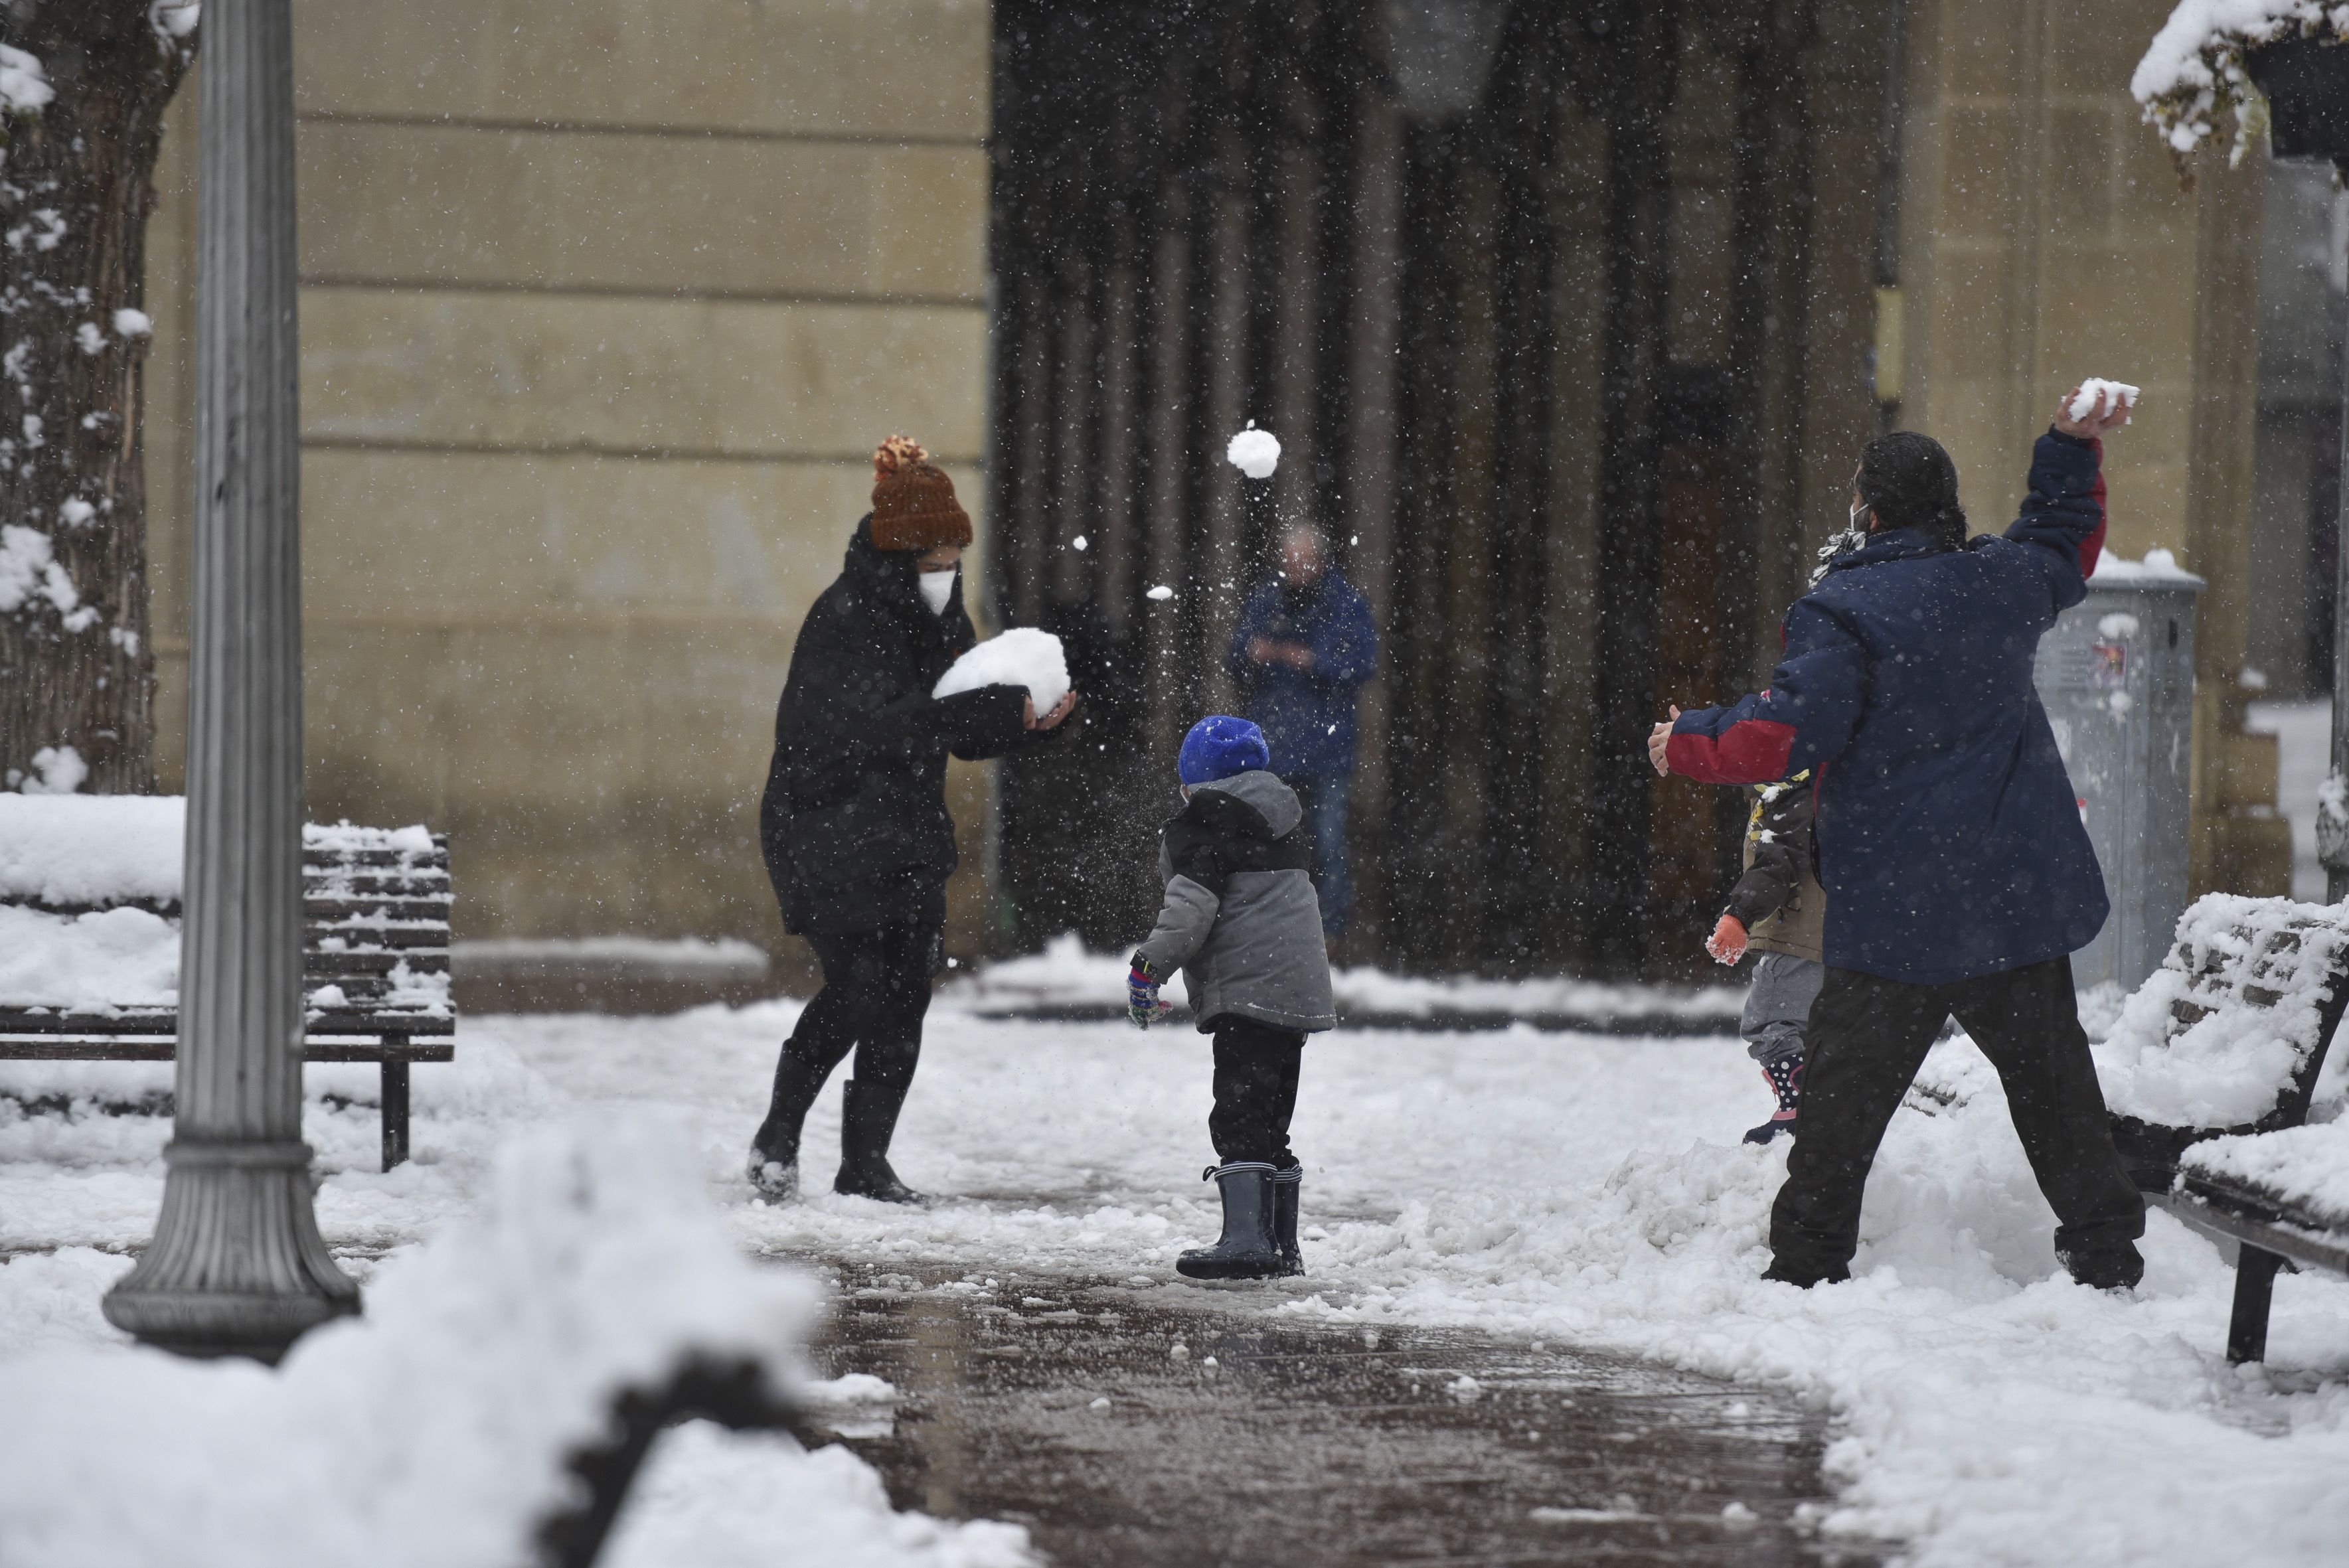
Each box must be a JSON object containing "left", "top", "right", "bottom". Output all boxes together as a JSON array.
[
  {"left": 1226, "top": 526, "right": 1380, "bottom": 937},
  {"left": 1653, "top": 386, "right": 2145, "bottom": 1291}
]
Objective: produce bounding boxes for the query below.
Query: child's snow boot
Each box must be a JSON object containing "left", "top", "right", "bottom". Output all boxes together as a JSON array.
[
  {"left": 834, "top": 1078, "right": 930, "bottom": 1206},
  {"left": 1743, "top": 1052, "right": 1804, "bottom": 1146},
  {"left": 1271, "top": 1165, "right": 1304, "bottom": 1277},
  {"left": 1176, "top": 1162, "right": 1283, "bottom": 1281}
]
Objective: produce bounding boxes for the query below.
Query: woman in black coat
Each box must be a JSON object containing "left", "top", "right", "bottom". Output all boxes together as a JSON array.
[{"left": 750, "top": 437, "right": 1073, "bottom": 1202}]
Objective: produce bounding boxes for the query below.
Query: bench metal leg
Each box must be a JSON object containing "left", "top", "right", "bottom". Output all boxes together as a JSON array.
[
  {"left": 380, "top": 1054, "right": 410, "bottom": 1172},
  {"left": 2227, "top": 1244, "right": 2285, "bottom": 1364}
]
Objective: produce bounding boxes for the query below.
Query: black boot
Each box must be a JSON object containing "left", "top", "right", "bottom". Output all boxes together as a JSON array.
[
  {"left": 747, "top": 1045, "right": 829, "bottom": 1199},
  {"left": 835, "top": 1077, "right": 928, "bottom": 1205},
  {"left": 1271, "top": 1166, "right": 1304, "bottom": 1277},
  {"left": 1177, "top": 1162, "right": 1283, "bottom": 1281}
]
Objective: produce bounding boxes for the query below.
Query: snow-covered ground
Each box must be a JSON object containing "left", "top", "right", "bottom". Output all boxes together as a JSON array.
[{"left": 2, "top": 1000, "right": 2346, "bottom": 1565}]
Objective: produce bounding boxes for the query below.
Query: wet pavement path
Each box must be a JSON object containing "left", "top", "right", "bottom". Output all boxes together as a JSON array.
[{"left": 799, "top": 1260, "right": 1876, "bottom": 1567}]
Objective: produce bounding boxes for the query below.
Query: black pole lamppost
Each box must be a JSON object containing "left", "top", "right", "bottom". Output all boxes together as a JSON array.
[
  {"left": 102, "top": 0, "right": 359, "bottom": 1360},
  {"left": 2243, "top": 37, "right": 2349, "bottom": 903}
]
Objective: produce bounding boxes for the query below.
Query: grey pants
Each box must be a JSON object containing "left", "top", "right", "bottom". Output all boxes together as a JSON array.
[{"left": 1740, "top": 952, "right": 1823, "bottom": 1067}]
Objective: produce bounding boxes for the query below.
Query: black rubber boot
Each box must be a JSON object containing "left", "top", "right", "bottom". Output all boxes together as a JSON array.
[
  {"left": 2058, "top": 1244, "right": 2145, "bottom": 1293},
  {"left": 835, "top": 1077, "right": 929, "bottom": 1205},
  {"left": 1761, "top": 1258, "right": 1850, "bottom": 1289},
  {"left": 1177, "top": 1162, "right": 1283, "bottom": 1281},
  {"left": 1272, "top": 1166, "right": 1304, "bottom": 1277},
  {"left": 747, "top": 1046, "right": 829, "bottom": 1200}
]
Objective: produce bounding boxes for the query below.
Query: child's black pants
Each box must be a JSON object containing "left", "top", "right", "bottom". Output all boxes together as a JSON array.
[
  {"left": 1208, "top": 1016, "right": 1306, "bottom": 1168},
  {"left": 1770, "top": 955, "right": 2145, "bottom": 1281}
]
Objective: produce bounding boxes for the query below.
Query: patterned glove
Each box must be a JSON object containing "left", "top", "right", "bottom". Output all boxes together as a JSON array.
[{"left": 1127, "top": 953, "right": 1171, "bottom": 1029}]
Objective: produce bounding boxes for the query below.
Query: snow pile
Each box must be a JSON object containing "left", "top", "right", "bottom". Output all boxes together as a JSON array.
[
  {"left": 0, "top": 798, "right": 444, "bottom": 909},
  {"left": 933, "top": 629, "right": 1069, "bottom": 711},
  {"left": 0, "top": 42, "right": 51, "bottom": 115},
  {"left": 2089, "top": 545, "right": 2204, "bottom": 586},
  {"left": 0, "top": 794, "right": 183, "bottom": 906},
  {"left": 0, "top": 905, "right": 178, "bottom": 1011},
  {"left": 1226, "top": 422, "right": 1281, "bottom": 479},
  {"left": 2066, "top": 378, "right": 2139, "bottom": 422},
  {"left": 2132, "top": 1, "right": 2349, "bottom": 166},
  {"left": 2183, "top": 1120, "right": 2349, "bottom": 1225},
  {"left": 455, "top": 936, "right": 770, "bottom": 981},
  {"left": 2097, "top": 894, "right": 2349, "bottom": 1129},
  {"left": 0, "top": 1115, "right": 1030, "bottom": 1568}
]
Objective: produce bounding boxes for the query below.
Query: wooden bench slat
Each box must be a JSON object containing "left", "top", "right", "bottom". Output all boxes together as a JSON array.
[
  {"left": 0, "top": 1011, "right": 453, "bottom": 1036},
  {"left": 0, "top": 1040, "right": 454, "bottom": 1063},
  {"left": 303, "top": 874, "right": 451, "bottom": 898},
  {"left": 304, "top": 953, "right": 451, "bottom": 977},
  {"left": 304, "top": 897, "right": 451, "bottom": 921},
  {"left": 302, "top": 848, "right": 449, "bottom": 868},
  {"left": 2152, "top": 1188, "right": 2349, "bottom": 1278},
  {"left": 309, "top": 925, "right": 447, "bottom": 951}
]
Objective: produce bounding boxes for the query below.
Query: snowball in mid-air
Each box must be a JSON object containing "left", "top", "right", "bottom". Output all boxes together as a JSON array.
[
  {"left": 1145, "top": 584, "right": 1176, "bottom": 601},
  {"left": 2067, "top": 378, "right": 2138, "bottom": 422},
  {"left": 933, "top": 627, "right": 1070, "bottom": 710},
  {"left": 1226, "top": 422, "right": 1281, "bottom": 480}
]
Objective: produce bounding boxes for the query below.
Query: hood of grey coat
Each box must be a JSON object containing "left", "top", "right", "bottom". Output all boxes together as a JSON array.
[{"left": 1190, "top": 769, "right": 1303, "bottom": 839}]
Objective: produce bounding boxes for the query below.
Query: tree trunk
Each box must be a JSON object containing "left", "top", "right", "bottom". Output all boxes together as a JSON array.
[{"left": 0, "top": 2, "right": 195, "bottom": 794}]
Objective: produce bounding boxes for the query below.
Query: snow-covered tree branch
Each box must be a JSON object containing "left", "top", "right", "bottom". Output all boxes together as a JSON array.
[{"left": 2134, "top": 1, "right": 2349, "bottom": 175}]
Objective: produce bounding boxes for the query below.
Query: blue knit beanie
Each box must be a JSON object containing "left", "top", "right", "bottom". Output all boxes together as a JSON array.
[{"left": 1178, "top": 716, "right": 1271, "bottom": 787}]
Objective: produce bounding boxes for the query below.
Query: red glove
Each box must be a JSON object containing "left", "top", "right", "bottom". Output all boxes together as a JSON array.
[{"left": 1706, "top": 913, "right": 1749, "bottom": 965}]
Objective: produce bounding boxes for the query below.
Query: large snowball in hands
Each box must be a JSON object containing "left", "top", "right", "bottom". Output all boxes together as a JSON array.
[{"left": 934, "top": 627, "right": 1070, "bottom": 712}]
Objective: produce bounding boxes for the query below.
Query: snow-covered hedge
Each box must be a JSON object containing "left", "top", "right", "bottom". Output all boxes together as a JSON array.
[{"left": 2134, "top": 1, "right": 2349, "bottom": 168}]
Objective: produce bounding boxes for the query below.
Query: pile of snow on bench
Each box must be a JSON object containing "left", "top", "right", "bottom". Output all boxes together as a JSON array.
[
  {"left": 2095, "top": 892, "right": 2349, "bottom": 1129},
  {"left": 0, "top": 796, "right": 449, "bottom": 1018},
  {"left": 2183, "top": 1121, "right": 2349, "bottom": 1228}
]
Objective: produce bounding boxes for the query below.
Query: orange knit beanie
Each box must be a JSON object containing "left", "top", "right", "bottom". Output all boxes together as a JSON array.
[{"left": 869, "top": 435, "right": 972, "bottom": 553}]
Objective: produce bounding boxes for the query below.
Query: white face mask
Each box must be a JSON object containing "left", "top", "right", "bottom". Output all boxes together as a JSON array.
[
  {"left": 1850, "top": 499, "right": 1870, "bottom": 532},
  {"left": 918, "top": 569, "right": 957, "bottom": 616}
]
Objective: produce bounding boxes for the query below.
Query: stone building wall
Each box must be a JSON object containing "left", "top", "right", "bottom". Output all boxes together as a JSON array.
[
  {"left": 141, "top": 0, "right": 998, "bottom": 979},
  {"left": 1892, "top": 0, "right": 2289, "bottom": 898}
]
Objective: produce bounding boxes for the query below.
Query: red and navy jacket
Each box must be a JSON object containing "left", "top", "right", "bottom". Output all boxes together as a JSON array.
[{"left": 1666, "top": 430, "right": 2110, "bottom": 985}]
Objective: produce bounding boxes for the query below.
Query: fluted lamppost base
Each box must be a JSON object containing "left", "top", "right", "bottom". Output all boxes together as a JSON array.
[{"left": 102, "top": 1139, "right": 359, "bottom": 1364}]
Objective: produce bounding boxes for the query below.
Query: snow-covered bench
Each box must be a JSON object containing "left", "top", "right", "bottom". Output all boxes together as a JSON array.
[
  {"left": 2098, "top": 894, "right": 2349, "bottom": 1362},
  {"left": 0, "top": 798, "right": 455, "bottom": 1171}
]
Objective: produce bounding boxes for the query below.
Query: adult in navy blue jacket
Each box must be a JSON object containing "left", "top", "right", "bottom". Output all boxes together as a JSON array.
[
  {"left": 1653, "top": 386, "right": 2145, "bottom": 1291},
  {"left": 1226, "top": 526, "right": 1379, "bottom": 935}
]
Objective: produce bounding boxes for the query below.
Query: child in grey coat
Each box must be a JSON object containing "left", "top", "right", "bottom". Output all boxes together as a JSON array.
[{"left": 1127, "top": 715, "right": 1336, "bottom": 1281}]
